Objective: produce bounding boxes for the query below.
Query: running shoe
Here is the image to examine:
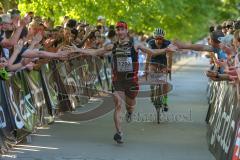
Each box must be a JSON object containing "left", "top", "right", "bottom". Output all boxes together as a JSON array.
[
  {"left": 113, "top": 132, "right": 123, "bottom": 144},
  {"left": 163, "top": 104, "right": 169, "bottom": 112}
]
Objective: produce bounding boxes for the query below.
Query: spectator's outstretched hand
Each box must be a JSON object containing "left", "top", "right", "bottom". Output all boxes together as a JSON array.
[
  {"left": 172, "top": 40, "right": 183, "bottom": 48},
  {"left": 166, "top": 44, "right": 178, "bottom": 52},
  {"left": 13, "top": 39, "right": 24, "bottom": 54},
  {"left": 20, "top": 14, "right": 31, "bottom": 27},
  {"left": 61, "top": 43, "right": 79, "bottom": 52},
  {"left": 216, "top": 59, "right": 227, "bottom": 67},
  {"left": 25, "top": 62, "right": 35, "bottom": 71},
  {"left": 32, "top": 32, "right": 43, "bottom": 45},
  {"left": 229, "top": 75, "right": 238, "bottom": 81},
  {"left": 225, "top": 68, "right": 240, "bottom": 83},
  {"left": 21, "top": 58, "right": 36, "bottom": 66},
  {"left": 226, "top": 69, "right": 237, "bottom": 76}
]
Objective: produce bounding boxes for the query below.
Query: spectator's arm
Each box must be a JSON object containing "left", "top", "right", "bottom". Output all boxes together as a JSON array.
[
  {"left": 219, "top": 43, "right": 234, "bottom": 56},
  {"left": 136, "top": 43, "right": 177, "bottom": 56},
  {"left": 76, "top": 28, "right": 98, "bottom": 48},
  {"left": 0, "top": 16, "right": 30, "bottom": 47},
  {"left": 7, "top": 57, "right": 35, "bottom": 72},
  {"left": 0, "top": 26, "right": 24, "bottom": 47},
  {"left": 28, "top": 32, "right": 43, "bottom": 50},
  {"left": 135, "top": 43, "right": 155, "bottom": 56},
  {"left": 77, "top": 31, "right": 94, "bottom": 48},
  {"left": 7, "top": 62, "right": 23, "bottom": 71},
  {"left": 8, "top": 40, "right": 24, "bottom": 65},
  {"left": 21, "top": 49, "right": 69, "bottom": 59},
  {"left": 76, "top": 44, "right": 113, "bottom": 56},
  {"left": 173, "top": 40, "right": 213, "bottom": 52}
]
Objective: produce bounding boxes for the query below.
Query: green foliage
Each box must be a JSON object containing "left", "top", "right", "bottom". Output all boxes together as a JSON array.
[
  {"left": 15, "top": 0, "right": 240, "bottom": 41},
  {"left": 0, "top": 0, "right": 18, "bottom": 12}
]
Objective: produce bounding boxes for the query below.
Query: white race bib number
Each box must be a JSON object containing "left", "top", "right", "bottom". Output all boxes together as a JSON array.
[{"left": 117, "top": 57, "right": 133, "bottom": 72}]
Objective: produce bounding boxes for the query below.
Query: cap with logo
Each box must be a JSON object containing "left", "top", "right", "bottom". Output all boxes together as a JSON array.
[
  {"left": 115, "top": 21, "right": 128, "bottom": 29},
  {"left": 7, "top": 9, "right": 21, "bottom": 18},
  {"left": 0, "top": 14, "right": 12, "bottom": 24}
]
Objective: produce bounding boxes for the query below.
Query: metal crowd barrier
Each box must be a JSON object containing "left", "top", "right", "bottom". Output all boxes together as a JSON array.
[
  {"left": 0, "top": 53, "right": 190, "bottom": 153},
  {"left": 206, "top": 81, "right": 240, "bottom": 160}
]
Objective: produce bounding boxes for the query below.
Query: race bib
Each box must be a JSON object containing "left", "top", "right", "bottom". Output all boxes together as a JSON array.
[{"left": 117, "top": 57, "right": 133, "bottom": 72}]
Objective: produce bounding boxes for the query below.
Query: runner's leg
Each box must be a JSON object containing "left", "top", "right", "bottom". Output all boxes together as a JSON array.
[
  {"left": 125, "top": 95, "right": 136, "bottom": 113},
  {"left": 113, "top": 91, "right": 124, "bottom": 143},
  {"left": 113, "top": 91, "right": 124, "bottom": 133},
  {"left": 125, "top": 82, "right": 139, "bottom": 122}
]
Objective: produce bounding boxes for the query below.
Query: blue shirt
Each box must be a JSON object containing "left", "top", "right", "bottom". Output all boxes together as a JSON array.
[
  {"left": 148, "top": 39, "right": 171, "bottom": 65},
  {"left": 213, "top": 48, "right": 227, "bottom": 73},
  {"left": 213, "top": 48, "right": 227, "bottom": 60}
]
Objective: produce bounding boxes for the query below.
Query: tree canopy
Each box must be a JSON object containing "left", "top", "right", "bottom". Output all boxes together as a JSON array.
[{"left": 1, "top": 0, "right": 240, "bottom": 41}]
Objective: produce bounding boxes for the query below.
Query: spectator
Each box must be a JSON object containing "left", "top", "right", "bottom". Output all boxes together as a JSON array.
[
  {"left": 65, "top": 19, "right": 77, "bottom": 29},
  {"left": 222, "top": 21, "right": 228, "bottom": 35},
  {"left": 7, "top": 8, "right": 21, "bottom": 28}
]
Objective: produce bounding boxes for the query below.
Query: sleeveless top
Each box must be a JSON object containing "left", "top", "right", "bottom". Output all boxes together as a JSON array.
[{"left": 111, "top": 38, "right": 139, "bottom": 83}]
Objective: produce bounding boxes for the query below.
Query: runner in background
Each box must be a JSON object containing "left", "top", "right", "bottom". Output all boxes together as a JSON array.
[{"left": 146, "top": 28, "right": 173, "bottom": 112}]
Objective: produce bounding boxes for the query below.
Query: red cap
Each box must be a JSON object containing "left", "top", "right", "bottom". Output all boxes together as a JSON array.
[{"left": 116, "top": 21, "right": 128, "bottom": 29}]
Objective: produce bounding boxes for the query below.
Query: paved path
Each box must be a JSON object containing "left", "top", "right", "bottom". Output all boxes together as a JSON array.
[{"left": 2, "top": 56, "right": 215, "bottom": 160}]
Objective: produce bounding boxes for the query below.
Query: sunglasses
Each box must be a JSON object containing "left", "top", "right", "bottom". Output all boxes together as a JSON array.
[
  {"left": 155, "top": 37, "right": 163, "bottom": 40},
  {"left": 115, "top": 27, "right": 126, "bottom": 31},
  {"left": 226, "top": 25, "right": 233, "bottom": 29}
]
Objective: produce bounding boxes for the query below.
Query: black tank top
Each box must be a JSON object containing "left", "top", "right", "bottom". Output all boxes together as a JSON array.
[{"left": 112, "top": 38, "right": 139, "bottom": 82}]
